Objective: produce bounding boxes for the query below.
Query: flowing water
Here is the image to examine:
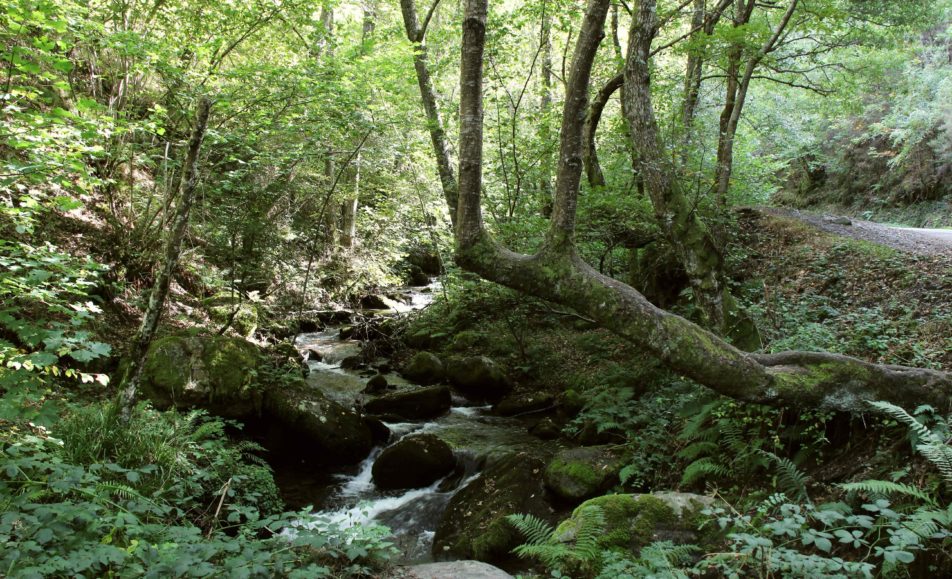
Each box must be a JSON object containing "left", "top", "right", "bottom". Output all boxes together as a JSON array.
[{"left": 281, "top": 282, "right": 549, "bottom": 563}]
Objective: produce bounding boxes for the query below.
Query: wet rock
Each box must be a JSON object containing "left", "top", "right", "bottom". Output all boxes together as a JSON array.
[
  {"left": 407, "top": 264, "right": 430, "bottom": 287},
  {"left": 263, "top": 379, "right": 373, "bottom": 465},
  {"left": 365, "top": 416, "right": 391, "bottom": 445},
  {"left": 433, "top": 453, "right": 557, "bottom": 565},
  {"left": 529, "top": 417, "right": 561, "bottom": 440},
  {"left": 303, "top": 348, "right": 322, "bottom": 362},
  {"left": 494, "top": 391, "right": 555, "bottom": 417},
  {"left": 338, "top": 325, "right": 356, "bottom": 340},
  {"left": 316, "top": 310, "right": 353, "bottom": 325},
  {"left": 359, "top": 294, "right": 402, "bottom": 310},
  {"left": 553, "top": 492, "right": 714, "bottom": 551},
  {"left": 444, "top": 356, "right": 512, "bottom": 400},
  {"left": 544, "top": 445, "right": 625, "bottom": 503},
  {"left": 140, "top": 334, "right": 262, "bottom": 419},
  {"left": 395, "top": 561, "right": 513, "bottom": 579},
  {"left": 401, "top": 351, "right": 445, "bottom": 385},
  {"left": 363, "top": 374, "right": 389, "bottom": 394},
  {"left": 340, "top": 355, "right": 365, "bottom": 370},
  {"left": 363, "top": 385, "right": 452, "bottom": 420},
  {"left": 406, "top": 246, "right": 443, "bottom": 275},
  {"left": 297, "top": 318, "right": 323, "bottom": 333},
  {"left": 372, "top": 434, "right": 455, "bottom": 490}
]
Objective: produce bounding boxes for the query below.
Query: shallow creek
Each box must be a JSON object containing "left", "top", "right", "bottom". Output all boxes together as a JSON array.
[{"left": 275, "top": 284, "right": 548, "bottom": 563}]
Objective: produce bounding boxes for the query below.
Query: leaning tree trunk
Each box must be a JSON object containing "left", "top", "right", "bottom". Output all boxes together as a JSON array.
[
  {"left": 442, "top": 0, "right": 952, "bottom": 413},
  {"left": 117, "top": 97, "right": 211, "bottom": 421},
  {"left": 401, "top": 0, "right": 459, "bottom": 227}
]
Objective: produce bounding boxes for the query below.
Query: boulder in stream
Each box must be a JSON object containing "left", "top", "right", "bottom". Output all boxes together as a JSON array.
[
  {"left": 544, "top": 445, "right": 625, "bottom": 503},
  {"left": 372, "top": 434, "right": 455, "bottom": 490},
  {"left": 363, "top": 373, "right": 389, "bottom": 394},
  {"left": 359, "top": 293, "right": 402, "bottom": 310},
  {"left": 445, "top": 356, "right": 512, "bottom": 400},
  {"left": 263, "top": 379, "right": 373, "bottom": 465},
  {"left": 363, "top": 385, "right": 451, "bottom": 420},
  {"left": 400, "top": 351, "right": 445, "bottom": 385},
  {"left": 433, "top": 453, "right": 557, "bottom": 565},
  {"left": 140, "top": 334, "right": 262, "bottom": 419}
]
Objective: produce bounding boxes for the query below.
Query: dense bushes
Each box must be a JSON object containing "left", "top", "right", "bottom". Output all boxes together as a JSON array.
[{"left": 0, "top": 403, "right": 396, "bottom": 577}]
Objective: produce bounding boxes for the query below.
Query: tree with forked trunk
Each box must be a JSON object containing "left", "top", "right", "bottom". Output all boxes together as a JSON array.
[{"left": 405, "top": 0, "right": 952, "bottom": 413}]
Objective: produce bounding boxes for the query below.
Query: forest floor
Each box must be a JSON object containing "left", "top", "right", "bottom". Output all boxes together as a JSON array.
[{"left": 763, "top": 207, "right": 952, "bottom": 256}]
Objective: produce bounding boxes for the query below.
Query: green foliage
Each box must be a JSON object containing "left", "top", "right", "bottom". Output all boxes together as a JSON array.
[
  {"left": 597, "top": 543, "right": 697, "bottom": 579},
  {"left": 700, "top": 492, "right": 952, "bottom": 578},
  {"left": 508, "top": 505, "right": 606, "bottom": 578},
  {"left": 0, "top": 406, "right": 396, "bottom": 577}
]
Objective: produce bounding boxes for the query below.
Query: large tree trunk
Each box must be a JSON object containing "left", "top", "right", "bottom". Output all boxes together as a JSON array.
[
  {"left": 445, "top": 0, "right": 952, "bottom": 413},
  {"left": 117, "top": 97, "right": 211, "bottom": 420},
  {"left": 401, "top": 0, "right": 459, "bottom": 227},
  {"left": 625, "top": 1, "right": 730, "bottom": 332}
]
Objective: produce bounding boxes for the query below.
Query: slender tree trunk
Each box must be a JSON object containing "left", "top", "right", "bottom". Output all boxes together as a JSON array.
[
  {"left": 538, "top": 6, "right": 554, "bottom": 215},
  {"left": 400, "top": 0, "right": 459, "bottom": 227},
  {"left": 341, "top": 153, "right": 359, "bottom": 249},
  {"left": 583, "top": 72, "right": 623, "bottom": 188},
  {"left": 323, "top": 153, "right": 340, "bottom": 250},
  {"left": 117, "top": 97, "right": 211, "bottom": 421},
  {"left": 418, "top": 0, "right": 952, "bottom": 413},
  {"left": 682, "top": 0, "right": 706, "bottom": 127},
  {"left": 714, "top": 0, "right": 798, "bottom": 209}
]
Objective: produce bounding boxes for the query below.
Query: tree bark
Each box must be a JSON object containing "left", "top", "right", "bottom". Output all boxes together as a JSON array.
[
  {"left": 401, "top": 0, "right": 459, "bottom": 227},
  {"left": 583, "top": 72, "right": 622, "bottom": 188},
  {"left": 538, "top": 6, "right": 554, "bottom": 214},
  {"left": 714, "top": 0, "right": 797, "bottom": 208},
  {"left": 341, "top": 153, "right": 359, "bottom": 249},
  {"left": 624, "top": 0, "right": 730, "bottom": 331},
  {"left": 117, "top": 97, "right": 212, "bottom": 421},
  {"left": 446, "top": 0, "right": 952, "bottom": 413},
  {"left": 323, "top": 153, "right": 340, "bottom": 249}
]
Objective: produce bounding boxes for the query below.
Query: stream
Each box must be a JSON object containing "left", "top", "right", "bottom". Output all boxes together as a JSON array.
[{"left": 276, "top": 283, "right": 549, "bottom": 564}]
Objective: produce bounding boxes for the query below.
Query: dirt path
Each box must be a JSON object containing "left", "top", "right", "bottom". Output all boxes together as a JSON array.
[{"left": 763, "top": 207, "right": 952, "bottom": 256}]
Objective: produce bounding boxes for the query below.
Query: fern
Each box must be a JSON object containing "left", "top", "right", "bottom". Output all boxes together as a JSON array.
[
  {"left": 681, "top": 458, "right": 730, "bottom": 486},
  {"left": 677, "top": 441, "right": 719, "bottom": 461},
  {"left": 507, "top": 513, "right": 555, "bottom": 548},
  {"left": 868, "top": 401, "right": 952, "bottom": 490},
  {"left": 868, "top": 401, "right": 934, "bottom": 445},
  {"left": 840, "top": 480, "right": 935, "bottom": 504},
  {"left": 759, "top": 450, "right": 811, "bottom": 502},
  {"left": 508, "top": 505, "right": 606, "bottom": 576}
]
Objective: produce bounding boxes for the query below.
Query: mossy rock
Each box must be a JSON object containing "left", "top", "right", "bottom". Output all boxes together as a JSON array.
[
  {"left": 401, "top": 351, "right": 445, "bottom": 385},
  {"left": 140, "top": 334, "right": 262, "bottom": 419},
  {"left": 263, "top": 378, "right": 373, "bottom": 465},
  {"left": 444, "top": 356, "right": 512, "bottom": 400},
  {"left": 543, "top": 445, "right": 624, "bottom": 503},
  {"left": 433, "top": 453, "right": 557, "bottom": 566},
  {"left": 449, "top": 330, "right": 484, "bottom": 352},
  {"left": 553, "top": 492, "right": 714, "bottom": 552},
  {"left": 203, "top": 295, "right": 259, "bottom": 338}
]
